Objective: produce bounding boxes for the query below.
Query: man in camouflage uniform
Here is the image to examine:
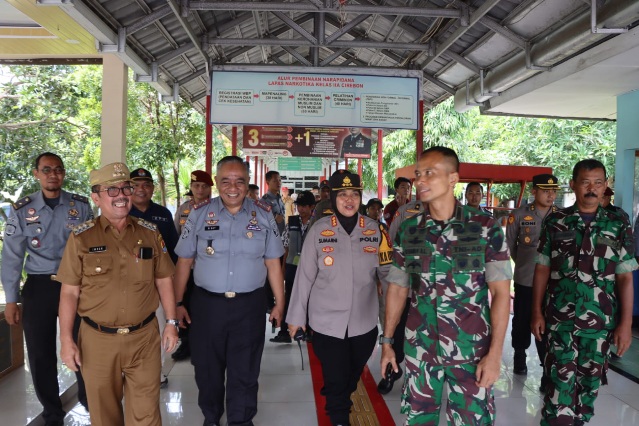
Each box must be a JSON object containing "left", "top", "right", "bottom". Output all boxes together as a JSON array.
[
  {"left": 531, "top": 159, "right": 636, "bottom": 426},
  {"left": 381, "top": 146, "right": 512, "bottom": 425},
  {"left": 506, "top": 174, "right": 559, "bottom": 379}
]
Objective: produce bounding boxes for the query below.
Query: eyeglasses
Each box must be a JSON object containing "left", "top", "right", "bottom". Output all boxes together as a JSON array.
[
  {"left": 97, "top": 186, "right": 134, "bottom": 197},
  {"left": 39, "top": 167, "right": 65, "bottom": 175}
]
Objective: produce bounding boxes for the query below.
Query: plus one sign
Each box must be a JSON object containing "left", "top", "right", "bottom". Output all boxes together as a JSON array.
[{"left": 295, "top": 134, "right": 303, "bottom": 143}]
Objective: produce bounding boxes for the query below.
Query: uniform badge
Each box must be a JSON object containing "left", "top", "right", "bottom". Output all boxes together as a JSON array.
[
  {"left": 25, "top": 215, "right": 39, "bottom": 222},
  {"left": 359, "top": 217, "right": 365, "bottom": 228},
  {"left": 69, "top": 209, "right": 78, "bottom": 217},
  {"left": 321, "top": 230, "right": 335, "bottom": 237},
  {"left": 184, "top": 209, "right": 191, "bottom": 215},
  {"left": 324, "top": 256, "right": 334, "bottom": 266},
  {"left": 206, "top": 220, "right": 218, "bottom": 225},
  {"left": 362, "top": 229, "right": 376, "bottom": 236},
  {"left": 247, "top": 214, "right": 261, "bottom": 231},
  {"left": 331, "top": 216, "right": 337, "bottom": 227},
  {"left": 4, "top": 224, "right": 16, "bottom": 236},
  {"left": 363, "top": 246, "right": 377, "bottom": 253},
  {"left": 322, "top": 246, "right": 334, "bottom": 253},
  {"left": 246, "top": 231, "right": 254, "bottom": 239},
  {"left": 89, "top": 246, "right": 107, "bottom": 253},
  {"left": 207, "top": 211, "right": 214, "bottom": 218},
  {"left": 69, "top": 201, "right": 75, "bottom": 207},
  {"left": 30, "top": 237, "right": 40, "bottom": 248},
  {"left": 523, "top": 215, "right": 533, "bottom": 221},
  {"left": 508, "top": 215, "right": 515, "bottom": 224},
  {"left": 28, "top": 208, "right": 36, "bottom": 216},
  {"left": 206, "top": 246, "right": 215, "bottom": 255},
  {"left": 179, "top": 219, "right": 186, "bottom": 225},
  {"left": 524, "top": 236, "right": 531, "bottom": 244}
]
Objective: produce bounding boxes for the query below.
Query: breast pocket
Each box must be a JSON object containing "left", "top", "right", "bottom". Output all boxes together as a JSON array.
[
  {"left": 82, "top": 255, "right": 112, "bottom": 285},
  {"left": 550, "top": 239, "right": 576, "bottom": 271},
  {"left": 241, "top": 231, "right": 267, "bottom": 257}
]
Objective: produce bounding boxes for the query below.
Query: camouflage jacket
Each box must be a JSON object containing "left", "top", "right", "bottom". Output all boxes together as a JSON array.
[
  {"left": 537, "top": 204, "right": 637, "bottom": 339},
  {"left": 388, "top": 202, "right": 512, "bottom": 366}
]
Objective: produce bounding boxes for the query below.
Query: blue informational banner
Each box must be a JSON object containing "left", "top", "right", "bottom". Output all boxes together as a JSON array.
[{"left": 210, "top": 69, "right": 420, "bottom": 129}]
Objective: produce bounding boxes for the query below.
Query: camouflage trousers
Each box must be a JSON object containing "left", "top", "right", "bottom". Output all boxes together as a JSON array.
[
  {"left": 401, "top": 355, "right": 495, "bottom": 426},
  {"left": 541, "top": 330, "right": 610, "bottom": 426}
]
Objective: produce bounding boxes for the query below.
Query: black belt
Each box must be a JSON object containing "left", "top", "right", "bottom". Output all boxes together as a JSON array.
[
  {"left": 82, "top": 312, "right": 155, "bottom": 335},
  {"left": 27, "top": 274, "right": 58, "bottom": 281},
  {"left": 200, "top": 287, "right": 260, "bottom": 299}
]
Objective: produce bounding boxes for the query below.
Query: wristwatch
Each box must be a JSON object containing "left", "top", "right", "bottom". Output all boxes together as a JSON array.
[
  {"left": 379, "top": 335, "right": 394, "bottom": 345},
  {"left": 166, "top": 319, "right": 180, "bottom": 330},
  {"left": 176, "top": 301, "right": 184, "bottom": 307}
]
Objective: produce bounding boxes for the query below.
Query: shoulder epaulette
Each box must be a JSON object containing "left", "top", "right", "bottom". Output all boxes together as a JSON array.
[
  {"left": 73, "top": 219, "right": 95, "bottom": 235},
  {"left": 136, "top": 218, "right": 158, "bottom": 231},
  {"left": 71, "top": 194, "right": 89, "bottom": 204},
  {"left": 12, "top": 195, "right": 34, "bottom": 210},
  {"left": 254, "top": 199, "right": 272, "bottom": 212},
  {"left": 322, "top": 208, "right": 334, "bottom": 215},
  {"left": 192, "top": 199, "right": 211, "bottom": 210}
]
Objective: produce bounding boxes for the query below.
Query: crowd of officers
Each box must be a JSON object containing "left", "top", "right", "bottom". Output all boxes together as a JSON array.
[{"left": 0, "top": 148, "right": 636, "bottom": 426}]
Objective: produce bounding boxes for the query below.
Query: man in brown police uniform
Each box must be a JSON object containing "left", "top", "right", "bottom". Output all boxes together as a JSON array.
[{"left": 57, "top": 162, "right": 179, "bottom": 426}]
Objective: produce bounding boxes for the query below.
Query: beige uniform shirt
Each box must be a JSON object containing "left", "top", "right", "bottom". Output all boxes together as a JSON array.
[
  {"left": 56, "top": 216, "right": 175, "bottom": 326},
  {"left": 286, "top": 214, "right": 393, "bottom": 338}
]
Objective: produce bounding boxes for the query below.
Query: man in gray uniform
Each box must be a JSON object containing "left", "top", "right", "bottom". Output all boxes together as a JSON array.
[
  {"left": 174, "top": 155, "right": 285, "bottom": 426},
  {"left": 1, "top": 152, "right": 92, "bottom": 425},
  {"left": 261, "top": 170, "right": 286, "bottom": 310},
  {"left": 506, "top": 173, "right": 559, "bottom": 378}
]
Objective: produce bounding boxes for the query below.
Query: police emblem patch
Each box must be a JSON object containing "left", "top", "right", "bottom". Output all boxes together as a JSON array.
[
  {"left": 322, "top": 246, "right": 334, "bottom": 253},
  {"left": 320, "top": 230, "right": 335, "bottom": 237},
  {"left": 362, "top": 229, "right": 376, "bottom": 236},
  {"left": 363, "top": 246, "right": 377, "bottom": 253},
  {"left": 324, "top": 256, "right": 334, "bottom": 266}
]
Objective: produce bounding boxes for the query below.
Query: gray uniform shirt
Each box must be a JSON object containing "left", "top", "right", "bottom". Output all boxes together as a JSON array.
[
  {"left": 1, "top": 190, "right": 92, "bottom": 303},
  {"left": 260, "top": 191, "right": 286, "bottom": 236},
  {"left": 506, "top": 203, "right": 556, "bottom": 287},
  {"left": 388, "top": 199, "right": 425, "bottom": 241},
  {"left": 286, "top": 214, "right": 393, "bottom": 339},
  {"left": 175, "top": 197, "right": 284, "bottom": 293}
]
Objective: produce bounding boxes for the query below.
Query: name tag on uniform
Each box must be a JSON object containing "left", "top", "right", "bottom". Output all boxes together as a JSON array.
[
  {"left": 89, "top": 246, "right": 107, "bottom": 253},
  {"left": 596, "top": 235, "right": 621, "bottom": 250},
  {"left": 152, "top": 216, "right": 169, "bottom": 222},
  {"left": 554, "top": 231, "right": 576, "bottom": 240},
  {"left": 205, "top": 226, "right": 220, "bottom": 231}
]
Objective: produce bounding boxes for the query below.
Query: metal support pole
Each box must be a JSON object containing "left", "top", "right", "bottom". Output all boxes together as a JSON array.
[
  {"left": 205, "top": 95, "right": 212, "bottom": 175},
  {"left": 416, "top": 100, "right": 424, "bottom": 155},
  {"left": 231, "top": 126, "right": 238, "bottom": 156},
  {"left": 357, "top": 159, "right": 363, "bottom": 178},
  {"left": 254, "top": 157, "right": 258, "bottom": 185},
  {"left": 377, "top": 129, "right": 383, "bottom": 199}
]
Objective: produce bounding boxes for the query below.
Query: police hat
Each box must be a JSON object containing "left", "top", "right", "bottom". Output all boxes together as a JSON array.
[
  {"left": 329, "top": 170, "right": 363, "bottom": 191},
  {"left": 130, "top": 168, "right": 153, "bottom": 182},
  {"left": 295, "top": 191, "right": 316, "bottom": 206},
  {"left": 90, "top": 162, "right": 130, "bottom": 187},
  {"left": 366, "top": 198, "right": 384, "bottom": 209},
  {"left": 191, "top": 170, "right": 213, "bottom": 186},
  {"left": 532, "top": 174, "right": 560, "bottom": 190},
  {"left": 320, "top": 179, "right": 331, "bottom": 190}
]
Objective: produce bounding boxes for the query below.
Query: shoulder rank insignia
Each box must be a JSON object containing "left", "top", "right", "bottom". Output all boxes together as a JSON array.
[
  {"left": 254, "top": 199, "right": 272, "bottom": 212},
  {"left": 136, "top": 218, "right": 158, "bottom": 231},
  {"left": 73, "top": 219, "right": 95, "bottom": 235},
  {"left": 12, "top": 195, "right": 34, "bottom": 210},
  {"left": 331, "top": 215, "right": 338, "bottom": 227},
  {"left": 193, "top": 199, "right": 211, "bottom": 210},
  {"left": 508, "top": 214, "right": 515, "bottom": 224},
  {"left": 71, "top": 194, "right": 89, "bottom": 204},
  {"left": 323, "top": 209, "right": 334, "bottom": 215}
]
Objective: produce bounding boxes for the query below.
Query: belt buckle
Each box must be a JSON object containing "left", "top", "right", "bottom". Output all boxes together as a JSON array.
[
  {"left": 117, "top": 327, "right": 130, "bottom": 335},
  {"left": 224, "top": 291, "right": 236, "bottom": 298}
]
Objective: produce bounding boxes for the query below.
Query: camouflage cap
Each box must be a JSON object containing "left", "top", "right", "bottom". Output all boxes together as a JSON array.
[
  {"left": 90, "top": 162, "right": 130, "bottom": 186},
  {"left": 329, "top": 169, "right": 362, "bottom": 191},
  {"left": 532, "top": 174, "right": 560, "bottom": 189}
]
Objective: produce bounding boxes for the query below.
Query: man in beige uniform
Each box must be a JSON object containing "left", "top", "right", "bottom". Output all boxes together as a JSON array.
[{"left": 57, "top": 162, "right": 179, "bottom": 426}]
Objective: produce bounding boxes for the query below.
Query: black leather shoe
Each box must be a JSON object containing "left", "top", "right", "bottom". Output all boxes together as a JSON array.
[
  {"left": 172, "top": 342, "right": 191, "bottom": 361},
  {"left": 377, "top": 366, "right": 403, "bottom": 395},
  {"left": 513, "top": 350, "right": 527, "bottom": 375},
  {"left": 270, "top": 333, "right": 292, "bottom": 343}
]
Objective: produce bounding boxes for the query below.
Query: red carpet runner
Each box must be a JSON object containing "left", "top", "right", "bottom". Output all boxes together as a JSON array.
[{"left": 306, "top": 342, "right": 396, "bottom": 426}]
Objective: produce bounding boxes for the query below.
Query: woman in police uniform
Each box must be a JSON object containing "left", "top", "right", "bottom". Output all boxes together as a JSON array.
[{"left": 287, "top": 170, "right": 392, "bottom": 426}]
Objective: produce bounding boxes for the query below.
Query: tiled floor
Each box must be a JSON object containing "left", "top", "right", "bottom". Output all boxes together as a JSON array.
[{"left": 5, "top": 317, "right": 639, "bottom": 425}]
